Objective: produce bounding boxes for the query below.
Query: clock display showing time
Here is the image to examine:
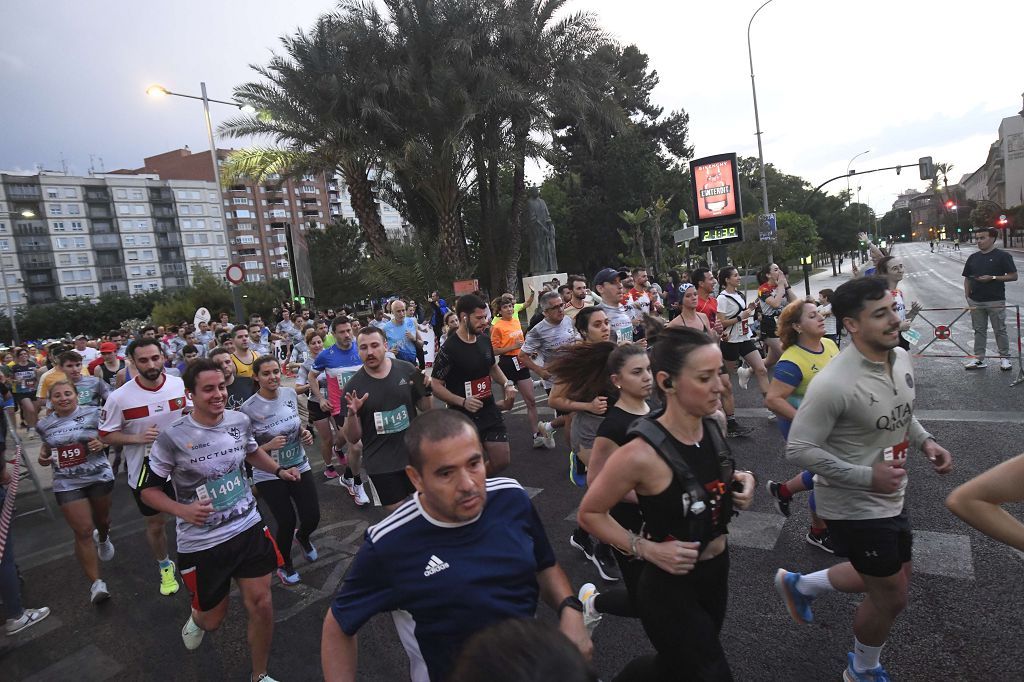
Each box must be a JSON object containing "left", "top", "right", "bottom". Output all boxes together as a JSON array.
[{"left": 699, "top": 223, "right": 742, "bottom": 244}]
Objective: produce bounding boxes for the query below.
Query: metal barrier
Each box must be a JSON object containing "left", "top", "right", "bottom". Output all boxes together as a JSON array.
[
  {"left": 911, "top": 305, "right": 1024, "bottom": 387},
  {"left": 4, "top": 410, "right": 56, "bottom": 521}
]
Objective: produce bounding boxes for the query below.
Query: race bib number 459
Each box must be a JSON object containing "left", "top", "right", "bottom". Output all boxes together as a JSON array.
[
  {"left": 53, "top": 442, "right": 88, "bottom": 469},
  {"left": 374, "top": 405, "right": 411, "bottom": 435}
]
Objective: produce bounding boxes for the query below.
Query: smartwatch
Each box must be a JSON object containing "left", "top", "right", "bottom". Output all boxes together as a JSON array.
[{"left": 558, "top": 595, "right": 584, "bottom": 615}]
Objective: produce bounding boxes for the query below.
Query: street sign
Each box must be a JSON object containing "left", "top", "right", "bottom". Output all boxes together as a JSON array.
[
  {"left": 673, "top": 224, "right": 698, "bottom": 245},
  {"left": 225, "top": 263, "right": 244, "bottom": 285},
  {"left": 699, "top": 222, "right": 743, "bottom": 244},
  {"left": 453, "top": 279, "right": 479, "bottom": 296},
  {"left": 758, "top": 213, "right": 777, "bottom": 242}
]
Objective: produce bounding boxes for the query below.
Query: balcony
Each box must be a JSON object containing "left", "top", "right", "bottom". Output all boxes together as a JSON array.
[
  {"left": 99, "top": 266, "right": 125, "bottom": 281},
  {"left": 15, "top": 239, "right": 50, "bottom": 253},
  {"left": 13, "top": 224, "right": 45, "bottom": 237},
  {"left": 85, "top": 189, "right": 110, "bottom": 201},
  {"left": 92, "top": 234, "right": 120, "bottom": 249},
  {"left": 27, "top": 288, "right": 57, "bottom": 304},
  {"left": 157, "top": 234, "right": 181, "bottom": 247},
  {"left": 164, "top": 276, "right": 188, "bottom": 289},
  {"left": 155, "top": 219, "right": 176, "bottom": 233},
  {"left": 149, "top": 188, "right": 174, "bottom": 201},
  {"left": 152, "top": 207, "right": 175, "bottom": 218},
  {"left": 270, "top": 221, "right": 288, "bottom": 230},
  {"left": 22, "top": 255, "right": 55, "bottom": 269},
  {"left": 91, "top": 220, "right": 115, "bottom": 234},
  {"left": 159, "top": 247, "right": 184, "bottom": 262},
  {"left": 7, "top": 184, "right": 40, "bottom": 199},
  {"left": 25, "top": 270, "right": 55, "bottom": 284},
  {"left": 88, "top": 207, "right": 112, "bottom": 218},
  {"left": 161, "top": 262, "right": 187, "bottom": 275}
]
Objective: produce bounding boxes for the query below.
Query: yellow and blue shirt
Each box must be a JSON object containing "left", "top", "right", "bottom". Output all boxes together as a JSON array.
[{"left": 773, "top": 338, "right": 840, "bottom": 438}]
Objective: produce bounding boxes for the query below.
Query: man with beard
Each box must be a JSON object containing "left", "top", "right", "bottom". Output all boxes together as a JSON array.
[
  {"left": 99, "top": 338, "right": 189, "bottom": 597},
  {"left": 430, "top": 295, "right": 516, "bottom": 474},
  {"left": 774, "top": 277, "right": 953, "bottom": 682},
  {"left": 562, "top": 275, "right": 589, "bottom": 320},
  {"left": 321, "top": 410, "right": 591, "bottom": 682},
  {"left": 341, "top": 326, "right": 431, "bottom": 510},
  {"left": 209, "top": 347, "right": 255, "bottom": 410},
  {"left": 231, "top": 326, "right": 260, "bottom": 379}
]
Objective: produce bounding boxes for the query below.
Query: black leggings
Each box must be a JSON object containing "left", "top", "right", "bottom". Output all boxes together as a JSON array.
[
  {"left": 613, "top": 550, "right": 732, "bottom": 682},
  {"left": 255, "top": 470, "right": 320, "bottom": 571},
  {"left": 594, "top": 502, "right": 644, "bottom": 618}
]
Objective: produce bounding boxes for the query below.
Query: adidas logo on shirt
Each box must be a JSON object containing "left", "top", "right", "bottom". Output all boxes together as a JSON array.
[{"left": 423, "top": 554, "right": 450, "bottom": 577}]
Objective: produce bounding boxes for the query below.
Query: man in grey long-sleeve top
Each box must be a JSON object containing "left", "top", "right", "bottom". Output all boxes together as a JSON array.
[{"left": 773, "top": 277, "right": 953, "bottom": 682}]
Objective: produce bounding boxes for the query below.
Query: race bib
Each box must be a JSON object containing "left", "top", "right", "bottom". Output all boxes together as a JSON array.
[
  {"left": 616, "top": 324, "right": 634, "bottom": 344},
  {"left": 335, "top": 369, "right": 358, "bottom": 392},
  {"left": 512, "top": 355, "right": 521, "bottom": 372},
  {"left": 52, "top": 442, "right": 88, "bottom": 469},
  {"left": 196, "top": 469, "right": 246, "bottom": 511},
  {"left": 78, "top": 387, "right": 94, "bottom": 405},
  {"left": 270, "top": 440, "right": 305, "bottom": 468},
  {"left": 464, "top": 375, "right": 492, "bottom": 399},
  {"left": 374, "top": 405, "right": 411, "bottom": 435},
  {"left": 882, "top": 440, "right": 909, "bottom": 467}
]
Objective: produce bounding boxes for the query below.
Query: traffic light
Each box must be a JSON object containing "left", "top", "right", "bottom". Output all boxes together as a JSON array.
[
  {"left": 997, "top": 214, "right": 1008, "bottom": 227},
  {"left": 945, "top": 200, "right": 955, "bottom": 210},
  {"left": 918, "top": 156, "right": 934, "bottom": 181}
]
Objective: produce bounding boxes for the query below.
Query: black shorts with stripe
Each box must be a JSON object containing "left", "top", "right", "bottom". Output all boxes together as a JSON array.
[{"left": 179, "top": 524, "right": 282, "bottom": 611}]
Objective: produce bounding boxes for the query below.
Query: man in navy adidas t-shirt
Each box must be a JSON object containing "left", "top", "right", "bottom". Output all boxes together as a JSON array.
[{"left": 321, "top": 410, "right": 591, "bottom": 682}]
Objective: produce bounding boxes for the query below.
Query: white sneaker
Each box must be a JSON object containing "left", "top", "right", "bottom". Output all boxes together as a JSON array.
[
  {"left": 90, "top": 579, "right": 110, "bottom": 604},
  {"left": 341, "top": 475, "right": 356, "bottom": 496},
  {"left": 538, "top": 421, "right": 556, "bottom": 449},
  {"left": 532, "top": 434, "right": 546, "bottom": 449},
  {"left": 93, "top": 529, "right": 115, "bottom": 561},
  {"left": 182, "top": 614, "right": 205, "bottom": 650},
  {"left": 5, "top": 607, "right": 50, "bottom": 635},
  {"left": 1001, "top": 358, "right": 1013, "bottom": 371},
  {"left": 737, "top": 366, "right": 753, "bottom": 389},
  {"left": 964, "top": 359, "right": 988, "bottom": 370},
  {"left": 578, "top": 582, "right": 602, "bottom": 633},
  {"left": 252, "top": 674, "right": 279, "bottom": 682},
  {"left": 353, "top": 482, "right": 370, "bottom": 507}
]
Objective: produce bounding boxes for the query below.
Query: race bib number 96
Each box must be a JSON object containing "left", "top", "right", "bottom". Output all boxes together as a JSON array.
[{"left": 464, "top": 376, "right": 492, "bottom": 399}]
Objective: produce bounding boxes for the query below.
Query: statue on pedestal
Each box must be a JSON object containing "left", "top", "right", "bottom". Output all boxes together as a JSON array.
[{"left": 525, "top": 187, "right": 558, "bottom": 274}]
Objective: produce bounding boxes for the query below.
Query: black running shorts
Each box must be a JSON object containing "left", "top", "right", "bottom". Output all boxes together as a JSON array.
[
  {"left": 498, "top": 354, "right": 531, "bottom": 382},
  {"left": 55, "top": 479, "right": 115, "bottom": 506},
  {"left": 179, "top": 524, "right": 282, "bottom": 611},
  {"left": 369, "top": 469, "right": 416, "bottom": 507},
  {"left": 824, "top": 509, "right": 912, "bottom": 578},
  {"left": 133, "top": 479, "right": 176, "bottom": 517},
  {"left": 721, "top": 340, "right": 757, "bottom": 363}
]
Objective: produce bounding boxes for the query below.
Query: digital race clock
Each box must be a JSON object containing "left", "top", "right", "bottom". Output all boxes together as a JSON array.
[{"left": 699, "top": 222, "right": 742, "bottom": 244}]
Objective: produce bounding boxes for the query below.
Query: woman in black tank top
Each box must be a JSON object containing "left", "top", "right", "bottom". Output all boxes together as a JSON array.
[
  {"left": 667, "top": 284, "right": 719, "bottom": 338},
  {"left": 579, "top": 327, "right": 757, "bottom": 681}
]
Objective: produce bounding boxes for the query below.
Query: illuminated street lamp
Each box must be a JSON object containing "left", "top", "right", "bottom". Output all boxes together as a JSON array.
[{"left": 800, "top": 254, "right": 813, "bottom": 297}]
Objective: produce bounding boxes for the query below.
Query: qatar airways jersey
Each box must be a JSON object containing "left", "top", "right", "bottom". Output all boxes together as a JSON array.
[
  {"left": 145, "top": 411, "right": 261, "bottom": 553},
  {"left": 239, "top": 387, "right": 309, "bottom": 483},
  {"left": 311, "top": 343, "right": 362, "bottom": 415},
  {"left": 98, "top": 374, "right": 189, "bottom": 489},
  {"left": 36, "top": 405, "right": 110, "bottom": 494}
]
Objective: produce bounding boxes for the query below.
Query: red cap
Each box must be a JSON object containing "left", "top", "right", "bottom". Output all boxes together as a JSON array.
[{"left": 100, "top": 342, "right": 118, "bottom": 353}]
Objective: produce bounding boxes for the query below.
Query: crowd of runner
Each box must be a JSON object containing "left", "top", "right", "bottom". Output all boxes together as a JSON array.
[{"left": 1, "top": 231, "right": 1022, "bottom": 681}]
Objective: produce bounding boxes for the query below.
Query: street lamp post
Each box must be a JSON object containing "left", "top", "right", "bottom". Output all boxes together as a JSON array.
[
  {"left": 0, "top": 209, "right": 33, "bottom": 345},
  {"left": 146, "top": 83, "right": 255, "bottom": 323},
  {"left": 846, "top": 150, "right": 870, "bottom": 204},
  {"left": 747, "top": 0, "right": 776, "bottom": 222}
]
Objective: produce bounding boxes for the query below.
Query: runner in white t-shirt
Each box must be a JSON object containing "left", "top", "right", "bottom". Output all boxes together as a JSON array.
[
  {"left": 715, "top": 266, "right": 770, "bottom": 396},
  {"left": 99, "top": 338, "right": 190, "bottom": 597}
]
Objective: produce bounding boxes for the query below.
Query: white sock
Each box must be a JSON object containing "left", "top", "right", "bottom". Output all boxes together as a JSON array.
[
  {"left": 795, "top": 569, "right": 834, "bottom": 597},
  {"left": 853, "top": 637, "right": 883, "bottom": 672}
]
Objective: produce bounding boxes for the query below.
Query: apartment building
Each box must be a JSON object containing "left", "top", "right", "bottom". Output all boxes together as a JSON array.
[{"left": 0, "top": 171, "right": 227, "bottom": 306}]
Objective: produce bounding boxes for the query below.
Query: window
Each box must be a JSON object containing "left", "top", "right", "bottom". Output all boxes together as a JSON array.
[
  {"left": 50, "top": 204, "right": 63, "bottom": 215},
  {"left": 58, "top": 254, "right": 72, "bottom": 266},
  {"left": 131, "top": 189, "right": 144, "bottom": 200},
  {"left": 212, "top": 219, "right": 222, "bottom": 230},
  {"left": 180, "top": 219, "right": 192, "bottom": 230},
  {"left": 124, "top": 236, "right": 136, "bottom": 246},
  {"left": 117, "top": 204, "right": 130, "bottom": 215},
  {"left": 235, "top": 210, "right": 252, "bottom": 219},
  {"left": 235, "top": 223, "right": 251, "bottom": 231},
  {"left": 208, "top": 191, "right": 218, "bottom": 202},
  {"left": 138, "top": 235, "right": 152, "bottom": 246},
  {"left": 133, "top": 205, "right": 144, "bottom": 215},
  {"left": 47, "top": 188, "right": 59, "bottom": 199},
  {"left": 67, "top": 204, "right": 79, "bottom": 215},
  {"left": 73, "top": 237, "right": 86, "bottom": 248},
  {"left": 148, "top": 282, "right": 159, "bottom": 291},
  {"left": 53, "top": 222, "right": 66, "bottom": 232},
  {"left": 115, "top": 189, "right": 127, "bottom": 200},
  {"left": 142, "top": 249, "right": 154, "bottom": 260},
  {"left": 191, "top": 204, "right": 204, "bottom": 214},
  {"left": 76, "top": 254, "right": 88, "bottom": 264},
  {"left": 129, "top": 266, "right": 142, "bottom": 277},
  {"left": 63, "top": 187, "right": 77, "bottom": 198},
  {"left": 133, "top": 282, "right": 143, "bottom": 292},
  {"left": 215, "top": 234, "right": 224, "bottom": 244},
  {"left": 71, "top": 221, "right": 84, "bottom": 231},
  {"left": 137, "top": 219, "right": 149, "bottom": 230},
  {"left": 56, "top": 237, "right": 69, "bottom": 249},
  {"left": 231, "top": 198, "right": 248, "bottom": 206},
  {"left": 127, "top": 250, "right": 138, "bottom": 261},
  {"left": 0, "top": 241, "right": 10, "bottom": 252},
  {"left": 195, "top": 219, "right": 205, "bottom": 229},
  {"left": 215, "top": 247, "right": 226, "bottom": 257}
]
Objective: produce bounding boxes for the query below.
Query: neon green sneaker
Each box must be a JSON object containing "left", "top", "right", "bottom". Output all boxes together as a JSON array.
[{"left": 160, "top": 562, "right": 180, "bottom": 596}]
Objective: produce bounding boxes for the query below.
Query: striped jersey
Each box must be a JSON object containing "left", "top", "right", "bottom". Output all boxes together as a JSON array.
[{"left": 37, "top": 405, "right": 110, "bottom": 494}]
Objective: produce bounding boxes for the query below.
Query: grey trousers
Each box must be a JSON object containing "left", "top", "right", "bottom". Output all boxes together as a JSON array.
[{"left": 968, "top": 298, "right": 1009, "bottom": 360}]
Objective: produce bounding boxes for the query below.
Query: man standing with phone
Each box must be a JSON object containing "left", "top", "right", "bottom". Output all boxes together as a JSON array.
[{"left": 962, "top": 226, "right": 1017, "bottom": 371}]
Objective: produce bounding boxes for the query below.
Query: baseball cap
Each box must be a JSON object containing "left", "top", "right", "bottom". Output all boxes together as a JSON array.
[
  {"left": 592, "top": 268, "right": 628, "bottom": 288},
  {"left": 100, "top": 342, "right": 118, "bottom": 353}
]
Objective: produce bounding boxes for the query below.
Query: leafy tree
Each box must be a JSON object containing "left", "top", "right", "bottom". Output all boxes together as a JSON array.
[
  {"left": 618, "top": 207, "right": 648, "bottom": 269},
  {"left": 306, "top": 218, "right": 375, "bottom": 307},
  {"left": 879, "top": 208, "right": 911, "bottom": 240}
]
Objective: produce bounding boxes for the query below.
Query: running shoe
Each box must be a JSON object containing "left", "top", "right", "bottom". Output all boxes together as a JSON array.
[
  {"left": 578, "top": 582, "right": 602, "bottom": 633},
  {"left": 352, "top": 482, "right": 370, "bottom": 507},
  {"left": 276, "top": 568, "right": 301, "bottom": 585},
  {"left": 805, "top": 529, "right": 835, "bottom": 554},
  {"left": 341, "top": 474, "right": 356, "bottom": 495},
  {"left": 252, "top": 674, "right": 280, "bottom": 682},
  {"left": 93, "top": 529, "right": 115, "bottom": 561},
  {"left": 90, "top": 579, "right": 110, "bottom": 604},
  {"left": 538, "top": 421, "right": 556, "bottom": 449},
  {"left": 160, "top": 561, "right": 180, "bottom": 596},
  {"left": 296, "top": 532, "right": 318, "bottom": 562},
  {"left": 182, "top": 614, "right": 205, "bottom": 650},
  {"left": 592, "top": 542, "right": 622, "bottom": 582},
  {"left": 532, "top": 433, "right": 546, "bottom": 449},
  {"left": 5, "top": 607, "right": 50, "bottom": 635},
  {"left": 1001, "top": 358, "right": 1013, "bottom": 371},
  {"left": 737, "top": 365, "right": 753, "bottom": 389},
  {"left": 323, "top": 465, "right": 339, "bottom": 480},
  {"left": 569, "top": 529, "right": 595, "bottom": 561},
  {"left": 774, "top": 569, "right": 814, "bottom": 624},
  {"left": 765, "top": 480, "right": 791, "bottom": 517},
  {"left": 964, "top": 359, "right": 987, "bottom": 370},
  {"left": 843, "top": 652, "right": 891, "bottom": 682},
  {"left": 569, "top": 451, "right": 587, "bottom": 488},
  {"left": 726, "top": 421, "right": 754, "bottom": 438}
]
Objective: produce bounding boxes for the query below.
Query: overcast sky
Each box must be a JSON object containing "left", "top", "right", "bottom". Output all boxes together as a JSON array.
[{"left": 2, "top": 0, "right": 1021, "bottom": 217}]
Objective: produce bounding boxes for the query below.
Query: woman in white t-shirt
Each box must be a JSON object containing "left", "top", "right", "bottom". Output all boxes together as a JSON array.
[
  {"left": 876, "top": 256, "right": 921, "bottom": 351},
  {"left": 715, "top": 267, "right": 770, "bottom": 395}
]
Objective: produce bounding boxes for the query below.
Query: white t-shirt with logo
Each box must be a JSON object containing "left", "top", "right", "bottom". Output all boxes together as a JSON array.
[
  {"left": 717, "top": 292, "right": 753, "bottom": 343},
  {"left": 98, "top": 374, "right": 190, "bottom": 489}
]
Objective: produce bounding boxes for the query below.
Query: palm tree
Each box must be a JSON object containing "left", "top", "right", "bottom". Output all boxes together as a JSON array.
[
  {"left": 219, "top": 15, "right": 391, "bottom": 260},
  {"left": 619, "top": 207, "right": 648, "bottom": 269}
]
